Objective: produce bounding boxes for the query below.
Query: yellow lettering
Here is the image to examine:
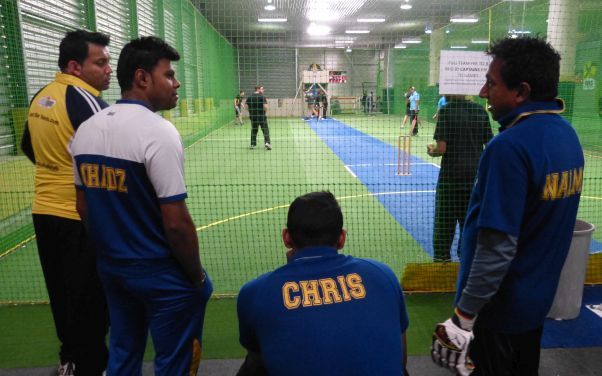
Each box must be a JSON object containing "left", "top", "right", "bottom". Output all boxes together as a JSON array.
[
  {"left": 79, "top": 164, "right": 89, "bottom": 186},
  {"left": 282, "top": 282, "right": 301, "bottom": 309},
  {"left": 319, "top": 278, "right": 342, "bottom": 304},
  {"left": 337, "top": 275, "right": 352, "bottom": 301},
  {"left": 571, "top": 167, "right": 583, "bottom": 194},
  {"left": 78, "top": 163, "right": 127, "bottom": 192},
  {"left": 116, "top": 169, "right": 128, "bottom": 193},
  {"left": 346, "top": 273, "right": 366, "bottom": 299},
  {"left": 105, "top": 167, "right": 117, "bottom": 191},
  {"left": 542, "top": 168, "right": 583, "bottom": 201},
  {"left": 87, "top": 164, "right": 100, "bottom": 188},
  {"left": 300, "top": 280, "right": 323, "bottom": 307},
  {"left": 100, "top": 165, "right": 107, "bottom": 189},
  {"left": 542, "top": 173, "right": 559, "bottom": 200},
  {"left": 557, "top": 171, "right": 569, "bottom": 198}
]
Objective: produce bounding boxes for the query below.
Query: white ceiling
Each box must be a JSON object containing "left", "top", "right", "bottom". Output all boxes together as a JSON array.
[{"left": 195, "top": 0, "right": 504, "bottom": 48}]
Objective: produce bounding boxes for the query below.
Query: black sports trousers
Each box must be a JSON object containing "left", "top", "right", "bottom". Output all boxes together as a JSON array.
[
  {"left": 250, "top": 116, "right": 271, "bottom": 146},
  {"left": 33, "top": 214, "right": 109, "bottom": 375},
  {"left": 432, "top": 180, "right": 472, "bottom": 261},
  {"left": 470, "top": 325, "right": 543, "bottom": 376}
]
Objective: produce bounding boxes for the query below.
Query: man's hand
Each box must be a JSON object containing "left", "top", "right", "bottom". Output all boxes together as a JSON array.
[
  {"left": 426, "top": 143, "right": 435, "bottom": 155},
  {"left": 427, "top": 143, "right": 442, "bottom": 157},
  {"left": 431, "top": 316, "right": 474, "bottom": 375}
]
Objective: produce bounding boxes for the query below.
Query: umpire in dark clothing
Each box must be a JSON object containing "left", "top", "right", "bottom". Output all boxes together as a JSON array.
[
  {"left": 427, "top": 95, "right": 493, "bottom": 261},
  {"left": 246, "top": 85, "right": 271, "bottom": 150}
]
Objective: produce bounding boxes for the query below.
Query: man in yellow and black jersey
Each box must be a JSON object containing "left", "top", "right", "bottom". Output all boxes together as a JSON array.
[{"left": 21, "top": 29, "right": 112, "bottom": 376}]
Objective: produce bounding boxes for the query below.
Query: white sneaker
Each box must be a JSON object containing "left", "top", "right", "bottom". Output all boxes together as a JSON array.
[
  {"left": 250, "top": 145, "right": 256, "bottom": 150},
  {"left": 58, "top": 361, "right": 75, "bottom": 376},
  {"left": 265, "top": 143, "right": 272, "bottom": 150}
]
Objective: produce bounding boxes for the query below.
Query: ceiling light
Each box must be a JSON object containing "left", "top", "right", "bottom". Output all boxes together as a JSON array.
[
  {"left": 394, "top": 44, "right": 407, "bottom": 49},
  {"left": 307, "top": 23, "right": 331, "bottom": 36},
  {"left": 400, "top": 4, "right": 412, "bottom": 10},
  {"left": 357, "top": 18, "right": 386, "bottom": 23},
  {"left": 335, "top": 39, "right": 354, "bottom": 44},
  {"left": 450, "top": 16, "right": 479, "bottom": 23},
  {"left": 401, "top": 38, "right": 421, "bottom": 44},
  {"left": 471, "top": 39, "right": 489, "bottom": 44},
  {"left": 450, "top": 45, "right": 468, "bottom": 49},
  {"left": 307, "top": 13, "right": 338, "bottom": 22},
  {"left": 264, "top": 4, "right": 276, "bottom": 10},
  {"left": 345, "top": 30, "right": 370, "bottom": 34},
  {"left": 258, "top": 18, "right": 287, "bottom": 22}
]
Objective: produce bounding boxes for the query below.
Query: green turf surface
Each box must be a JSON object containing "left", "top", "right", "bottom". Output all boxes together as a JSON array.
[
  {"left": 1, "top": 113, "right": 601, "bottom": 301},
  {"left": 0, "top": 293, "right": 453, "bottom": 368}
]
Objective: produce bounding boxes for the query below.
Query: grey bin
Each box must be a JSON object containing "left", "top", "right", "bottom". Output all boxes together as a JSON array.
[{"left": 547, "top": 220, "right": 596, "bottom": 320}]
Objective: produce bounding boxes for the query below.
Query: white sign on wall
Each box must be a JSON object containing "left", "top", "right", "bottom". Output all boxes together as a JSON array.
[{"left": 439, "top": 50, "right": 491, "bottom": 95}]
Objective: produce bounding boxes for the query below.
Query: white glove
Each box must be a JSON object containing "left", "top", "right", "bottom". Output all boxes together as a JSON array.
[{"left": 431, "top": 318, "right": 475, "bottom": 376}]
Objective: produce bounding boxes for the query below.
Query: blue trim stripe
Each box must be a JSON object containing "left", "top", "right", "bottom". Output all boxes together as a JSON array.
[{"left": 158, "top": 193, "right": 188, "bottom": 204}]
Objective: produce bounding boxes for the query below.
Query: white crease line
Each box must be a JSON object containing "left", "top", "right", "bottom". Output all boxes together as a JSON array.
[
  {"left": 370, "top": 190, "right": 436, "bottom": 196},
  {"left": 200, "top": 135, "right": 381, "bottom": 142},
  {"left": 344, "top": 162, "right": 440, "bottom": 168},
  {"left": 344, "top": 165, "right": 357, "bottom": 178}
]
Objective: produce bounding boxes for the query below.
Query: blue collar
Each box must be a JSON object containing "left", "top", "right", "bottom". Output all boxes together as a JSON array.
[
  {"left": 116, "top": 99, "right": 154, "bottom": 111},
  {"left": 497, "top": 99, "right": 564, "bottom": 131},
  {"left": 288, "top": 246, "right": 339, "bottom": 263}
]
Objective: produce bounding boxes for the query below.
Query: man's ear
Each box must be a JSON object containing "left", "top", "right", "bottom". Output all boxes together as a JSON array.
[
  {"left": 515, "top": 82, "right": 531, "bottom": 105},
  {"left": 282, "top": 228, "right": 294, "bottom": 249},
  {"left": 66, "top": 60, "right": 83, "bottom": 77},
  {"left": 336, "top": 229, "right": 347, "bottom": 250},
  {"left": 134, "top": 69, "right": 149, "bottom": 88}
]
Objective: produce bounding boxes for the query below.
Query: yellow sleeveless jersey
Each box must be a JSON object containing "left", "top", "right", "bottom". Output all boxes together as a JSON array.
[{"left": 27, "top": 73, "right": 107, "bottom": 220}]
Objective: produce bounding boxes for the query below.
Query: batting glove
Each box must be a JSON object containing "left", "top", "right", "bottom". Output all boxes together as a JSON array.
[{"left": 431, "top": 311, "right": 475, "bottom": 375}]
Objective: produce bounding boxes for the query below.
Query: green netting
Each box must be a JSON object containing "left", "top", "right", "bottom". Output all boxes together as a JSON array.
[{"left": 0, "top": 0, "right": 601, "bottom": 303}]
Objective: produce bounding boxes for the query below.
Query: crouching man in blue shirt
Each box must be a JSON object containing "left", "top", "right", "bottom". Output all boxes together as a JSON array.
[{"left": 237, "top": 191, "right": 410, "bottom": 376}]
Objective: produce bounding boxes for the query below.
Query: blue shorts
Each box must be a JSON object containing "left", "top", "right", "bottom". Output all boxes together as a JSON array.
[{"left": 98, "top": 258, "right": 213, "bottom": 376}]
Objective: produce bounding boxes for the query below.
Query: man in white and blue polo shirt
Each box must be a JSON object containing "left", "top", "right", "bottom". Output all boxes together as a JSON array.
[{"left": 71, "top": 36, "right": 212, "bottom": 376}]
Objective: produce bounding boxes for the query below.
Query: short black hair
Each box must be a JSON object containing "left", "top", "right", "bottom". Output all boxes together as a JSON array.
[
  {"left": 58, "top": 29, "right": 110, "bottom": 71},
  {"left": 287, "top": 191, "right": 343, "bottom": 249},
  {"left": 117, "top": 36, "right": 180, "bottom": 93},
  {"left": 488, "top": 36, "right": 561, "bottom": 101}
]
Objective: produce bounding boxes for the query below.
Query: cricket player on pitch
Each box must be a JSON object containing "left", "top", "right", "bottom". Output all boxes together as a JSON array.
[
  {"left": 71, "top": 36, "right": 212, "bottom": 375},
  {"left": 237, "top": 191, "right": 409, "bottom": 376},
  {"left": 431, "top": 37, "right": 584, "bottom": 375}
]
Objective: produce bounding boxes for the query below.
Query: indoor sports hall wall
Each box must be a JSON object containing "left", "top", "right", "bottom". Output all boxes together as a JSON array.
[{"left": 0, "top": 0, "right": 601, "bottom": 303}]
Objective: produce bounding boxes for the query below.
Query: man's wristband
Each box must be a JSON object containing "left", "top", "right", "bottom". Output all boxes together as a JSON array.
[{"left": 453, "top": 307, "right": 476, "bottom": 331}]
